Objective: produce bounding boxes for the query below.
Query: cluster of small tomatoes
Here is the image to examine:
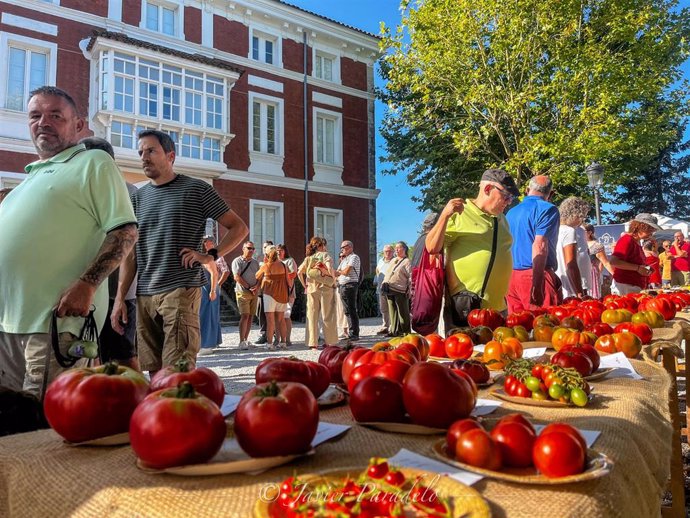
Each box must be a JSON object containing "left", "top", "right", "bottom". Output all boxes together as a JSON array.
[
  {"left": 270, "top": 458, "right": 451, "bottom": 518},
  {"left": 446, "top": 414, "right": 588, "bottom": 478},
  {"left": 504, "top": 359, "right": 590, "bottom": 407}
]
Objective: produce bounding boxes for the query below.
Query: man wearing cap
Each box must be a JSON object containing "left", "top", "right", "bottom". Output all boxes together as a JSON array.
[
  {"left": 609, "top": 213, "right": 659, "bottom": 294},
  {"left": 669, "top": 231, "right": 690, "bottom": 286},
  {"left": 411, "top": 213, "right": 438, "bottom": 269},
  {"left": 505, "top": 175, "right": 561, "bottom": 312},
  {"left": 425, "top": 169, "right": 518, "bottom": 327}
]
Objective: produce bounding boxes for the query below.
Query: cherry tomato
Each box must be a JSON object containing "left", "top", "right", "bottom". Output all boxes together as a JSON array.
[
  {"left": 525, "top": 376, "right": 541, "bottom": 393},
  {"left": 548, "top": 383, "right": 565, "bottom": 399},
  {"left": 570, "top": 387, "right": 588, "bottom": 407},
  {"left": 384, "top": 469, "right": 406, "bottom": 487},
  {"left": 367, "top": 458, "right": 389, "bottom": 479}
]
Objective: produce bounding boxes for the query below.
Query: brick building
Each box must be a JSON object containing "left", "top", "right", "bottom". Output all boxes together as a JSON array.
[{"left": 0, "top": 0, "right": 380, "bottom": 270}]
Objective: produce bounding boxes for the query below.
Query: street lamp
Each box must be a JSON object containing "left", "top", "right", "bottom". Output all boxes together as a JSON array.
[{"left": 585, "top": 162, "right": 604, "bottom": 225}]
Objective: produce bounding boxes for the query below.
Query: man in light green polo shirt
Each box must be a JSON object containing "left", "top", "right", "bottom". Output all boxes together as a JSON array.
[
  {"left": 0, "top": 86, "right": 138, "bottom": 397},
  {"left": 425, "top": 169, "right": 519, "bottom": 327}
]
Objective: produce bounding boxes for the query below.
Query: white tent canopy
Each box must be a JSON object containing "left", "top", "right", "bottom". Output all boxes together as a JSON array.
[{"left": 651, "top": 214, "right": 690, "bottom": 236}]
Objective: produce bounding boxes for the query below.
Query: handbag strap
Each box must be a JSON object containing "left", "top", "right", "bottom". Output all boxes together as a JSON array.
[{"left": 479, "top": 217, "right": 499, "bottom": 298}]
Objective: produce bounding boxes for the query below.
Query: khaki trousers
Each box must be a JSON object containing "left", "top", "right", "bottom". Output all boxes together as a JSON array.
[{"left": 306, "top": 285, "right": 339, "bottom": 347}]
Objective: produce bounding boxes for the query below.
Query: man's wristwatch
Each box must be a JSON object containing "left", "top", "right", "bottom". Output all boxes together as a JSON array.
[{"left": 208, "top": 248, "right": 219, "bottom": 260}]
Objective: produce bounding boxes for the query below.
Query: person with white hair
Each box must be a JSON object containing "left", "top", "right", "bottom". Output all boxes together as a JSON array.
[{"left": 555, "top": 197, "right": 592, "bottom": 298}]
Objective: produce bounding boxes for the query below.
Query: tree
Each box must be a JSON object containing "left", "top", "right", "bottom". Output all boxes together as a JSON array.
[
  {"left": 613, "top": 121, "right": 690, "bottom": 221},
  {"left": 379, "top": 0, "right": 690, "bottom": 209}
]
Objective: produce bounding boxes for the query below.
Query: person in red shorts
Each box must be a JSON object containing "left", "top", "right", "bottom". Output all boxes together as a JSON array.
[
  {"left": 609, "top": 214, "right": 660, "bottom": 295},
  {"left": 642, "top": 240, "right": 661, "bottom": 289}
]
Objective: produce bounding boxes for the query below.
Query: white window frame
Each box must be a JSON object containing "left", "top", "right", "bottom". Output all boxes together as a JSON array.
[
  {"left": 0, "top": 33, "right": 57, "bottom": 112},
  {"left": 249, "top": 27, "right": 281, "bottom": 67},
  {"left": 140, "top": 0, "right": 185, "bottom": 39},
  {"left": 0, "top": 171, "right": 25, "bottom": 189},
  {"left": 314, "top": 207, "right": 343, "bottom": 262},
  {"left": 249, "top": 199, "right": 284, "bottom": 249},
  {"left": 313, "top": 48, "right": 340, "bottom": 84},
  {"left": 248, "top": 91, "right": 284, "bottom": 156},
  {"left": 312, "top": 107, "right": 344, "bottom": 184}
]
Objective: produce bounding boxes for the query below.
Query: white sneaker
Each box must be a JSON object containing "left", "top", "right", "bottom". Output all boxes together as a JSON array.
[
  {"left": 197, "top": 348, "right": 214, "bottom": 356},
  {"left": 268, "top": 343, "right": 277, "bottom": 351},
  {"left": 247, "top": 341, "right": 256, "bottom": 349},
  {"left": 278, "top": 342, "right": 287, "bottom": 349},
  {"left": 239, "top": 341, "right": 249, "bottom": 350}
]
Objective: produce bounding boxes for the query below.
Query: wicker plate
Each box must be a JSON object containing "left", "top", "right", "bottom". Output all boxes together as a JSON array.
[
  {"left": 489, "top": 388, "right": 594, "bottom": 408},
  {"left": 432, "top": 439, "right": 612, "bottom": 485},
  {"left": 358, "top": 421, "right": 446, "bottom": 435},
  {"left": 584, "top": 367, "right": 615, "bottom": 381},
  {"left": 65, "top": 432, "right": 130, "bottom": 446},
  {"left": 317, "top": 385, "right": 347, "bottom": 408},
  {"left": 253, "top": 467, "right": 491, "bottom": 517}
]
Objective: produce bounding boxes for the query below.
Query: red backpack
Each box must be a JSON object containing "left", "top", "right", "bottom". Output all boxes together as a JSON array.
[{"left": 411, "top": 248, "right": 445, "bottom": 335}]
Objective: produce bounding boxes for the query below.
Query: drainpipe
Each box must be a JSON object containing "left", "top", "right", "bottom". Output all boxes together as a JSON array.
[{"left": 303, "top": 30, "right": 309, "bottom": 246}]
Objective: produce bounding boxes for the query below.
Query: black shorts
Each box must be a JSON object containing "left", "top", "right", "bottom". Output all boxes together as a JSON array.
[{"left": 100, "top": 298, "right": 137, "bottom": 362}]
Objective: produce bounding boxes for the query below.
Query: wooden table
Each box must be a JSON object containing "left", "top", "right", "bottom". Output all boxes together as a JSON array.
[{"left": 0, "top": 328, "right": 679, "bottom": 518}]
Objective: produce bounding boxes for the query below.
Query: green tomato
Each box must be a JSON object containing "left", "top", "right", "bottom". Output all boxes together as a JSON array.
[
  {"left": 570, "top": 387, "right": 588, "bottom": 407},
  {"left": 525, "top": 376, "right": 541, "bottom": 393},
  {"left": 548, "top": 383, "right": 565, "bottom": 400},
  {"left": 531, "top": 390, "right": 548, "bottom": 401}
]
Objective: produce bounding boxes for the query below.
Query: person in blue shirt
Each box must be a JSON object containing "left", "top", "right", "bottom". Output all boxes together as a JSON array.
[{"left": 505, "top": 175, "right": 562, "bottom": 312}]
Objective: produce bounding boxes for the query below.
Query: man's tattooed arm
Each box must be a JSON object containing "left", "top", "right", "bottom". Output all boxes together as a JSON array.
[{"left": 79, "top": 223, "right": 138, "bottom": 286}]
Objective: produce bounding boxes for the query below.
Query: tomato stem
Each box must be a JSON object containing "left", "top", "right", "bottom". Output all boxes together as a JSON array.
[
  {"left": 102, "top": 362, "right": 120, "bottom": 376},
  {"left": 175, "top": 381, "right": 197, "bottom": 399},
  {"left": 174, "top": 359, "right": 191, "bottom": 373},
  {"left": 256, "top": 379, "right": 281, "bottom": 398}
]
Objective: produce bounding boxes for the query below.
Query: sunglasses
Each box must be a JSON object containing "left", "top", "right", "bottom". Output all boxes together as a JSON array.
[
  {"left": 493, "top": 185, "right": 514, "bottom": 203},
  {"left": 245, "top": 247, "right": 255, "bottom": 250}
]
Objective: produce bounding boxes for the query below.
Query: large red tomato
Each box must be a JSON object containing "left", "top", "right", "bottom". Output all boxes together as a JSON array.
[
  {"left": 342, "top": 348, "right": 372, "bottom": 384},
  {"left": 505, "top": 311, "right": 535, "bottom": 331},
  {"left": 150, "top": 359, "right": 225, "bottom": 407},
  {"left": 490, "top": 421, "right": 536, "bottom": 468},
  {"left": 349, "top": 377, "right": 406, "bottom": 423},
  {"left": 373, "top": 359, "right": 411, "bottom": 385},
  {"left": 467, "top": 309, "right": 505, "bottom": 330},
  {"left": 533, "top": 430, "right": 586, "bottom": 478},
  {"left": 233, "top": 381, "right": 318, "bottom": 457},
  {"left": 318, "top": 343, "right": 364, "bottom": 383},
  {"left": 455, "top": 428, "right": 502, "bottom": 470},
  {"left": 586, "top": 322, "right": 614, "bottom": 338},
  {"left": 540, "top": 422, "right": 587, "bottom": 452},
  {"left": 255, "top": 357, "right": 330, "bottom": 398},
  {"left": 595, "top": 333, "right": 642, "bottom": 358},
  {"left": 446, "top": 418, "right": 481, "bottom": 453},
  {"left": 347, "top": 363, "right": 379, "bottom": 392},
  {"left": 570, "top": 308, "right": 601, "bottom": 327},
  {"left": 129, "top": 382, "right": 226, "bottom": 469},
  {"left": 445, "top": 333, "right": 474, "bottom": 360},
  {"left": 551, "top": 350, "right": 594, "bottom": 377},
  {"left": 560, "top": 344, "right": 600, "bottom": 371},
  {"left": 402, "top": 362, "right": 476, "bottom": 428},
  {"left": 614, "top": 322, "right": 653, "bottom": 344},
  {"left": 547, "top": 306, "right": 572, "bottom": 321},
  {"left": 44, "top": 362, "right": 149, "bottom": 443},
  {"left": 638, "top": 297, "right": 676, "bottom": 320},
  {"left": 425, "top": 333, "right": 446, "bottom": 357}
]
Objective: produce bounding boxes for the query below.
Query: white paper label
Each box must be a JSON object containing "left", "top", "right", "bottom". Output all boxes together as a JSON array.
[
  {"left": 598, "top": 352, "right": 643, "bottom": 380},
  {"left": 388, "top": 448, "right": 484, "bottom": 486},
  {"left": 471, "top": 398, "right": 502, "bottom": 416}
]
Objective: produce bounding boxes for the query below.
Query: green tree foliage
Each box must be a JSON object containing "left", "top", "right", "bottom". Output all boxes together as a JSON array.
[
  {"left": 613, "top": 120, "right": 690, "bottom": 221},
  {"left": 379, "top": 0, "right": 690, "bottom": 210}
]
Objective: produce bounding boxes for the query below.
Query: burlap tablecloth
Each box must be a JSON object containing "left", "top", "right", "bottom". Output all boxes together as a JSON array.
[{"left": 0, "top": 344, "right": 676, "bottom": 517}]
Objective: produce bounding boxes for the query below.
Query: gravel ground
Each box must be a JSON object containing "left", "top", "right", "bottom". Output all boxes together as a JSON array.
[{"left": 196, "top": 317, "right": 385, "bottom": 394}]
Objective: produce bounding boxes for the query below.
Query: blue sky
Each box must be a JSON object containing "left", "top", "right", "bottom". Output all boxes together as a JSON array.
[{"left": 288, "top": 0, "right": 690, "bottom": 246}]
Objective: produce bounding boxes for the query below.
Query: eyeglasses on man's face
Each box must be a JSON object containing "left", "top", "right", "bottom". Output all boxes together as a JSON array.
[
  {"left": 493, "top": 185, "right": 514, "bottom": 204},
  {"left": 245, "top": 247, "right": 255, "bottom": 251}
]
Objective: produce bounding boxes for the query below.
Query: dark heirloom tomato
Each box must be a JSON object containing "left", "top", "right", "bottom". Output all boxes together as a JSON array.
[
  {"left": 551, "top": 350, "right": 594, "bottom": 377},
  {"left": 255, "top": 357, "right": 330, "bottom": 398},
  {"left": 450, "top": 359, "right": 491, "bottom": 384},
  {"left": 234, "top": 381, "right": 318, "bottom": 457},
  {"left": 44, "top": 362, "right": 149, "bottom": 443},
  {"left": 318, "top": 343, "right": 364, "bottom": 383},
  {"left": 402, "top": 362, "right": 476, "bottom": 428},
  {"left": 560, "top": 344, "right": 600, "bottom": 371},
  {"left": 349, "top": 377, "right": 406, "bottom": 423},
  {"left": 130, "top": 382, "right": 226, "bottom": 469},
  {"left": 150, "top": 359, "right": 225, "bottom": 406}
]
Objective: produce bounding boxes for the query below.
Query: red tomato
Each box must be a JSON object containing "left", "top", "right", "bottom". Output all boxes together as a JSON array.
[
  {"left": 397, "top": 333, "right": 430, "bottom": 361},
  {"left": 570, "top": 308, "right": 601, "bottom": 327},
  {"left": 547, "top": 306, "right": 571, "bottom": 321},
  {"left": 450, "top": 359, "right": 491, "bottom": 384},
  {"left": 347, "top": 362, "right": 379, "bottom": 392},
  {"left": 402, "top": 362, "right": 476, "bottom": 428},
  {"left": 505, "top": 311, "right": 535, "bottom": 331},
  {"left": 446, "top": 418, "right": 482, "bottom": 453},
  {"left": 255, "top": 357, "right": 330, "bottom": 398},
  {"left": 467, "top": 309, "right": 506, "bottom": 330},
  {"left": 384, "top": 469, "right": 406, "bottom": 487},
  {"left": 149, "top": 359, "right": 225, "bottom": 406},
  {"left": 498, "top": 413, "right": 536, "bottom": 435},
  {"left": 373, "top": 359, "right": 411, "bottom": 385},
  {"left": 394, "top": 342, "right": 422, "bottom": 362},
  {"left": 455, "top": 428, "right": 502, "bottom": 470},
  {"left": 533, "top": 431, "right": 586, "bottom": 478},
  {"left": 233, "top": 381, "right": 318, "bottom": 457},
  {"left": 451, "top": 369, "right": 478, "bottom": 398},
  {"left": 318, "top": 343, "right": 364, "bottom": 383},
  {"left": 560, "top": 344, "right": 601, "bottom": 371},
  {"left": 586, "top": 322, "right": 614, "bottom": 337},
  {"left": 540, "top": 422, "right": 587, "bottom": 452},
  {"left": 638, "top": 297, "right": 676, "bottom": 320},
  {"left": 44, "top": 362, "right": 149, "bottom": 443},
  {"left": 130, "top": 382, "right": 226, "bottom": 469},
  {"left": 366, "top": 458, "right": 389, "bottom": 479},
  {"left": 341, "top": 348, "right": 371, "bottom": 385},
  {"left": 504, "top": 374, "right": 518, "bottom": 396},
  {"left": 614, "top": 322, "right": 653, "bottom": 345},
  {"left": 551, "top": 350, "right": 594, "bottom": 377},
  {"left": 595, "top": 332, "right": 642, "bottom": 358},
  {"left": 349, "top": 377, "right": 406, "bottom": 423},
  {"left": 514, "top": 382, "right": 532, "bottom": 398},
  {"left": 425, "top": 333, "right": 446, "bottom": 357},
  {"left": 490, "top": 421, "right": 536, "bottom": 468},
  {"left": 445, "top": 333, "right": 474, "bottom": 360}
]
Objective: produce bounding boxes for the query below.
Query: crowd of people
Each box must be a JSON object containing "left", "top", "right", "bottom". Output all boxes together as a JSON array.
[{"left": 1, "top": 85, "right": 688, "bottom": 407}]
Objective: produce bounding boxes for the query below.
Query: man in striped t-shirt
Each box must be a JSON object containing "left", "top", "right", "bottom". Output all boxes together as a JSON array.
[
  {"left": 335, "top": 240, "right": 361, "bottom": 341},
  {"left": 111, "top": 130, "right": 248, "bottom": 375}
]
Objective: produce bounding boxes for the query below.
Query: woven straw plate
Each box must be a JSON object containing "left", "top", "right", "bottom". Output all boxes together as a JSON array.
[
  {"left": 584, "top": 367, "right": 615, "bottom": 381},
  {"left": 317, "top": 385, "right": 347, "bottom": 408},
  {"left": 253, "top": 466, "right": 491, "bottom": 517},
  {"left": 357, "top": 421, "right": 446, "bottom": 435},
  {"left": 489, "top": 388, "right": 594, "bottom": 407},
  {"left": 65, "top": 432, "right": 130, "bottom": 447},
  {"left": 431, "top": 439, "right": 612, "bottom": 485}
]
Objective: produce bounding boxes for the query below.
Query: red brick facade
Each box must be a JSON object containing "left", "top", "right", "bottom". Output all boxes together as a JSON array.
[{"left": 0, "top": 1, "right": 379, "bottom": 272}]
